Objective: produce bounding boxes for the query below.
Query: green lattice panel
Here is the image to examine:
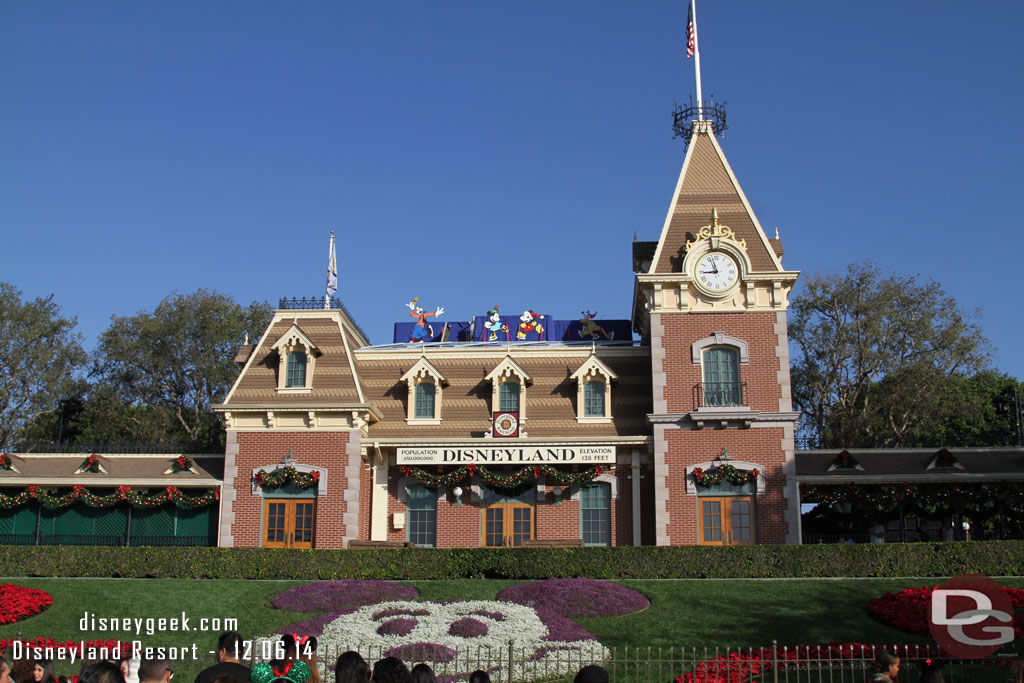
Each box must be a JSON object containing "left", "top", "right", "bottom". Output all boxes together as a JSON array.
[
  {"left": 0, "top": 504, "right": 37, "bottom": 535},
  {"left": 131, "top": 506, "right": 176, "bottom": 536},
  {"left": 174, "top": 505, "right": 214, "bottom": 538}
]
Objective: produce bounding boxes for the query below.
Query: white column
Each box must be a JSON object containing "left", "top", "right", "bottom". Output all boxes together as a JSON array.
[
  {"left": 631, "top": 449, "right": 642, "bottom": 546},
  {"left": 371, "top": 454, "right": 390, "bottom": 541}
]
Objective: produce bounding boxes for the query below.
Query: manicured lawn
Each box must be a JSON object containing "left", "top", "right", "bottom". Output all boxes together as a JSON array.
[{"left": 2, "top": 576, "right": 1021, "bottom": 674}]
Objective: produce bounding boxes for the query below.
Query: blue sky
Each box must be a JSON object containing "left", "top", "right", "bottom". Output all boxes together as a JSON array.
[{"left": 2, "top": 1, "right": 1022, "bottom": 380}]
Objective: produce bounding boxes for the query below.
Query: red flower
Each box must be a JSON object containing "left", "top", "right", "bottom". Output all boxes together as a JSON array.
[{"left": 0, "top": 584, "right": 53, "bottom": 625}]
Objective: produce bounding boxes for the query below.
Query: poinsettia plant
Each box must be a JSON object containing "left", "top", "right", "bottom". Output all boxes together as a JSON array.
[{"left": 0, "top": 584, "right": 53, "bottom": 624}]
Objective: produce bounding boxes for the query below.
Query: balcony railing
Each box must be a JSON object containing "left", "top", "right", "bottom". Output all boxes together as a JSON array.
[
  {"left": 279, "top": 296, "right": 370, "bottom": 343},
  {"left": 695, "top": 381, "right": 747, "bottom": 408}
]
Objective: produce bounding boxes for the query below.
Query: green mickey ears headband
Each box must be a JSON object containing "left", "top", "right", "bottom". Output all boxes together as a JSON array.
[{"left": 251, "top": 661, "right": 312, "bottom": 683}]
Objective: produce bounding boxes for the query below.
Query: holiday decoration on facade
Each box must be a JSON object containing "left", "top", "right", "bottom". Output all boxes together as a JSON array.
[
  {"left": 801, "top": 481, "right": 1024, "bottom": 519},
  {"left": 254, "top": 466, "right": 320, "bottom": 490},
  {"left": 576, "top": 311, "right": 614, "bottom": 340},
  {"left": 399, "top": 463, "right": 605, "bottom": 488},
  {"left": 0, "top": 453, "right": 14, "bottom": 471},
  {"left": 0, "top": 485, "right": 219, "bottom": 510},
  {"left": 78, "top": 454, "right": 102, "bottom": 473},
  {"left": 482, "top": 306, "right": 509, "bottom": 341},
  {"left": 516, "top": 310, "right": 545, "bottom": 341},
  {"left": 406, "top": 297, "right": 444, "bottom": 342},
  {"left": 169, "top": 455, "right": 195, "bottom": 474},
  {"left": 692, "top": 464, "right": 759, "bottom": 487}
]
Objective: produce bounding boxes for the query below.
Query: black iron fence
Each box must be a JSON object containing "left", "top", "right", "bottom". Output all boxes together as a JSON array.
[
  {"left": 279, "top": 296, "right": 370, "bottom": 343},
  {"left": 696, "top": 381, "right": 747, "bottom": 408}
]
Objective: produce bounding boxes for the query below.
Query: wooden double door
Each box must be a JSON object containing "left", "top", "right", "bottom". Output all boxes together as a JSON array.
[
  {"left": 482, "top": 503, "right": 534, "bottom": 547},
  {"left": 263, "top": 499, "right": 315, "bottom": 548},
  {"left": 700, "top": 496, "right": 755, "bottom": 545}
]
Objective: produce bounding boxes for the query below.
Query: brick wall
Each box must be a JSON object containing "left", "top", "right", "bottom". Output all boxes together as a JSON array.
[{"left": 231, "top": 431, "right": 355, "bottom": 548}]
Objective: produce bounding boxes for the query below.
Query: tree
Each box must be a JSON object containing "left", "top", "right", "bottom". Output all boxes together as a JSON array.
[
  {"left": 0, "top": 282, "right": 88, "bottom": 451},
  {"left": 93, "top": 290, "right": 272, "bottom": 449},
  {"left": 905, "top": 371, "right": 1024, "bottom": 448},
  {"left": 789, "top": 262, "right": 991, "bottom": 448}
]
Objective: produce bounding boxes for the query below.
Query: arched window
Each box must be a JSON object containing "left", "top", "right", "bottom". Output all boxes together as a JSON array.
[
  {"left": 584, "top": 380, "right": 605, "bottom": 417},
  {"left": 580, "top": 482, "right": 611, "bottom": 546},
  {"left": 499, "top": 381, "right": 520, "bottom": 412},
  {"left": 702, "top": 347, "right": 741, "bottom": 406},
  {"left": 285, "top": 351, "right": 307, "bottom": 388},
  {"left": 414, "top": 382, "right": 436, "bottom": 419},
  {"left": 405, "top": 484, "right": 437, "bottom": 547}
]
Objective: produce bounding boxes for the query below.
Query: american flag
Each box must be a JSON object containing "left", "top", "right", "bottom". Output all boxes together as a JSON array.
[{"left": 686, "top": 0, "right": 696, "bottom": 59}]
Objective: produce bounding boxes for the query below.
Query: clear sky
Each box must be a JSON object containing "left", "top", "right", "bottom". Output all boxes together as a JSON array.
[{"left": 2, "top": 1, "right": 1022, "bottom": 379}]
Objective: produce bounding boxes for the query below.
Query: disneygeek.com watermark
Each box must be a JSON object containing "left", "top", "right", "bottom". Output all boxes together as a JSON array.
[
  {"left": 78, "top": 611, "right": 237, "bottom": 636},
  {"left": 928, "top": 574, "right": 1015, "bottom": 659}
]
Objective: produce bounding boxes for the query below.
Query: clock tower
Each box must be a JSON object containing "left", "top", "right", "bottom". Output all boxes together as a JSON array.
[{"left": 633, "top": 118, "right": 801, "bottom": 545}]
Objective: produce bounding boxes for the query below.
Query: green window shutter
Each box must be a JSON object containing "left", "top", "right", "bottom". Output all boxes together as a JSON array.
[
  {"left": 584, "top": 380, "right": 605, "bottom": 417},
  {"left": 499, "top": 382, "right": 520, "bottom": 412},
  {"left": 703, "top": 347, "right": 740, "bottom": 406},
  {"left": 580, "top": 482, "right": 611, "bottom": 546},
  {"left": 286, "top": 352, "right": 307, "bottom": 387},
  {"left": 405, "top": 485, "right": 437, "bottom": 548},
  {"left": 414, "top": 382, "right": 436, "bottom": 419}
]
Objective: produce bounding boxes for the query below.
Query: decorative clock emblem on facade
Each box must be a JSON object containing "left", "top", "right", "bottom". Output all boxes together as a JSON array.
[
  {"left": 493, "top": 411, "right": 519, "bottom": 437},
  {"left": 696, "top": 252, "right": 739, "bottom": 292}
]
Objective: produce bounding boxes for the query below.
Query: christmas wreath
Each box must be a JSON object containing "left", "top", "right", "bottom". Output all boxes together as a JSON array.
[
  {"left": 254, "top": 466, "right": 320, "bottom": 490},
  {"left": 169, "top": 455, "right": 195, "bottom": 473},
  {"left": 692, "top": 464, "right": 759, "bottom": 487},
  {"left": 79, "top": 454, "right": 102, "bottom": 473},
  {"left": 0, "top": 453, "right": 14, "bottom": 471},
  {"left": 399, "top": 463, "right": 605, "bottom": 488}
]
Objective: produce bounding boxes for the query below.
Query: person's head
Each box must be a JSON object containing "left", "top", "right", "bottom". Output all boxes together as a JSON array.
[
  {"left": 334, "top": 652, "right": 369, "bottom": 683},
  {"left": 211, "top": 676, "right": 237, "bottom": 683},
  {"left": 217, "top": 633, "right": 245, "bottom": 664},
  {"left": 117, "top": 660, "right": 130, "bottom": 680},
  {"left": 409, "top": 664, "right": 435, "bottom": 683},
  {"left": 32, "top": 660, "right": 56, "bottom": 683},
  {"left": 371, "top": 658, "right": 410, "bottom": 683},
  {"left": 0, "top": 656, "right": 11, "bottom": 683},
  {"left": 1010, "top": 660, "right": 1024, "bottom": 683},
  {"left": 137, "top": 659, "right": 172, "bottom": 683},
  {"left": 872, "top": 652, "right": 900, "bottom": 679},
  {"left": 79, "top": 662, "right": 126, "bottom": 683},
  {"left": 278, "top": 635, "right": 298, "bottom": 662},
  {"left": 467, "top": 672, "right": 490, "bottom": 683},
  {"left": 573, "top": 666, "right": 608, "bottom": 683}
]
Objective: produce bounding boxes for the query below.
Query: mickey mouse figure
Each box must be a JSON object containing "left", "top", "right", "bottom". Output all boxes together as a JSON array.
[
  {"left": 483, "top": 305, "right": 508, "bottom": 341},
  {"left": 517, "top": 310, "right": 544, "bottom": 340},
  {"left": 406, "top": 297, "right": 444, "bottom": 342}
]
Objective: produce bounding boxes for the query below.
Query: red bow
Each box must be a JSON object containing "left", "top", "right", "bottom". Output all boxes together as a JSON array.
[
  {"left": 272, "top": 663, "right": 292, "bottom": 678},
  {"left": 292, "top": 633, "right": 309, "bottom": 645}
]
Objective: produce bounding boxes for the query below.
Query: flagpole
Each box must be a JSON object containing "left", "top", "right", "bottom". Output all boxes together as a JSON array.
[
  {"left": 691, "top": 0, "right": 704, "bottom": 120},
  {"left": 325, "top": 230, "right": 337, "bottom": 309}
]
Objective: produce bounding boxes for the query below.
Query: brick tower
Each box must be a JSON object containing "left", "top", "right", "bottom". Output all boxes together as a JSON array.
[{"left": 633, "top": 119, "right": 801, "bottom": 545}]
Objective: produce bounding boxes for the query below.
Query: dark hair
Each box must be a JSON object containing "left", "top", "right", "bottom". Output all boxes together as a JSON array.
[
  {"left": 872, "top": 652, "right": 899, "bottom": 673},
  {"left": 468, "top": 671, "right": 490, "bottom": 683},
  {"left": 409, "top": 664, "right": 436, "bottom": 683},
  {"left": 574, "top": 666, "right": 609, "bottom": 683},
  {"left": 211, "top": 676, "right": 238, "bottom": 683},
  {"left": 371, "top": 658, "right": 411, "bottom": 683},
  {"left": 334, "top": 652, "right": 370, "bottom": 683},
  {"left": 218, "top": 632, "right": 245, "bottom": 659},
  {"left": 138, "top": 659, "right": 172, "bottom": 683},
  {"left": 32, "top": 659, "right": 58, "bottom": 683},
  {"left": 79, "top": 662, "right": 126, "bottom": 683}
]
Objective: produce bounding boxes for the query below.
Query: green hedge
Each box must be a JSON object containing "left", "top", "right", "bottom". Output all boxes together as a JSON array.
[{"left": 0, "top": 541, "right": 1021, "bottom": 579}]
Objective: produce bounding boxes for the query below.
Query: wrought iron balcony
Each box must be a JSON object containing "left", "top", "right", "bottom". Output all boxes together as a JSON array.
[
  {"left": 695, "top": 381, "right": 747, "bottom": 408},
  {"left": 279, "top": 296, "right": 370, "bottom": 343}
]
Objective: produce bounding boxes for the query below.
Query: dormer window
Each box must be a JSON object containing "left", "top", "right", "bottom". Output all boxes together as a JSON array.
[
  {"left": 485, "top": 356, "right": 531, "bottom": 433},
  {"left": 570, "top": 353, "right": 617, "bottom": 422},
  {"left": 401, "top": 357, "right": 447, "bottom": 424},
  {"left": 271, "top": 324, "right": 319, "bottom": 393}
]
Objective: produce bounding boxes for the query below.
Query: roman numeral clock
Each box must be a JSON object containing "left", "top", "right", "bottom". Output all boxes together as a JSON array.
[{"left": 686, "top": 208, "right": 747, "bottom": 301}]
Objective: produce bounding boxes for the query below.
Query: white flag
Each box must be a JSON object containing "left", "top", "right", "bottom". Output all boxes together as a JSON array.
[{"left": 326, "top": 231, "right": 338, "bottom": 299}]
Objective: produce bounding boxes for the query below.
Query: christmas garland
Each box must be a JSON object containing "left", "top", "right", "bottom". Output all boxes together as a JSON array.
[
  {"left": 169, "top": 455, "right": 195, "bottom": 473},
  {"left": 79, "top": 454, "right": 102, "bottom": 473},
  {"left": 254, "top": 466, "right": 320, "bottom": 490},
  {"left": 0, "top": 485, "right": 219, "bottom": 510},
  {"left": 0, "top": 453, "right": 14, "bottom": 471},
  {"left": 399, "top": 463, "right": 606, "bottom": 488},
  {"left": 692, "top": 464, "right": 759, "bottom": 487}
]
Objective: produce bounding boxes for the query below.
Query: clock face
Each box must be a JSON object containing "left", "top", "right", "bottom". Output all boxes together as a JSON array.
[{"left": 696, "top": 253, "right": 739, "bottom": 291}]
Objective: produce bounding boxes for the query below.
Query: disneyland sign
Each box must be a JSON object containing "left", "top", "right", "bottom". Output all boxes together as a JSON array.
[{"left": 396, "top": 446, "right": 616, "bottom": 465}]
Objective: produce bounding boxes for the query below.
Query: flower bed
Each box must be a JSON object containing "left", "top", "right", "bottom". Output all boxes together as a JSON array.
[
  {"left": 497, "top": 578, "right": 649, "bottom": 617},
  {"left": 866, "top": 584, "right": 1024, "bottom": 638},
  {"left": 270, "top": 580, "right": 419, "bottom": 636},
  {"left": 0, "top": 584, "right": 53, "bottom": 624}
]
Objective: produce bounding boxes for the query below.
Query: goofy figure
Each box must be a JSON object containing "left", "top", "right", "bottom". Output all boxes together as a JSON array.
[{"left": 406, "top": 297, "right": 444, "bottom": 342}]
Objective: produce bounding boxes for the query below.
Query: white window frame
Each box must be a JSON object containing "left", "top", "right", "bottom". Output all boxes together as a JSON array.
[
  {"left": 271, "top": 324, "right": 319, "bottom": 394},
  {"left": 400, "top": 357, "right": 447, "bottom": 425},
  {"left": 569, "top": 353, "right": 617, "bottom": 423},
  {"left": 485, "top": 356, "right": 532, "bottom": 428}
]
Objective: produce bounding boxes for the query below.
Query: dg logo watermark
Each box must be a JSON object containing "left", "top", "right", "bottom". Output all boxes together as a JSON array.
[{"left": 928, "top": 574, "right": 1014, "bottom": 658}]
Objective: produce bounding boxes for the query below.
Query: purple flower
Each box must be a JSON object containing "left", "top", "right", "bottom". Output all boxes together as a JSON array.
[
  {"left": 467, "top": 609, "right": 505, "bottom": 621},
  {"left": 271, "top": 580, "right": 419, "bottom": 614},
  {"left": 378, "top": 617, "right": 417, "bottom": 636},
  {"left": 534, "top": 607, "right": 598, "bottom": 642},
  {"left": 498, "top": 578, "right": 648, "bottom": 618},
  {"left": 448, "top": 617, "right": 488, "bottom": 638},
  {"left": 383, "top": 642, "right": 458, "bottom": 663}
]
